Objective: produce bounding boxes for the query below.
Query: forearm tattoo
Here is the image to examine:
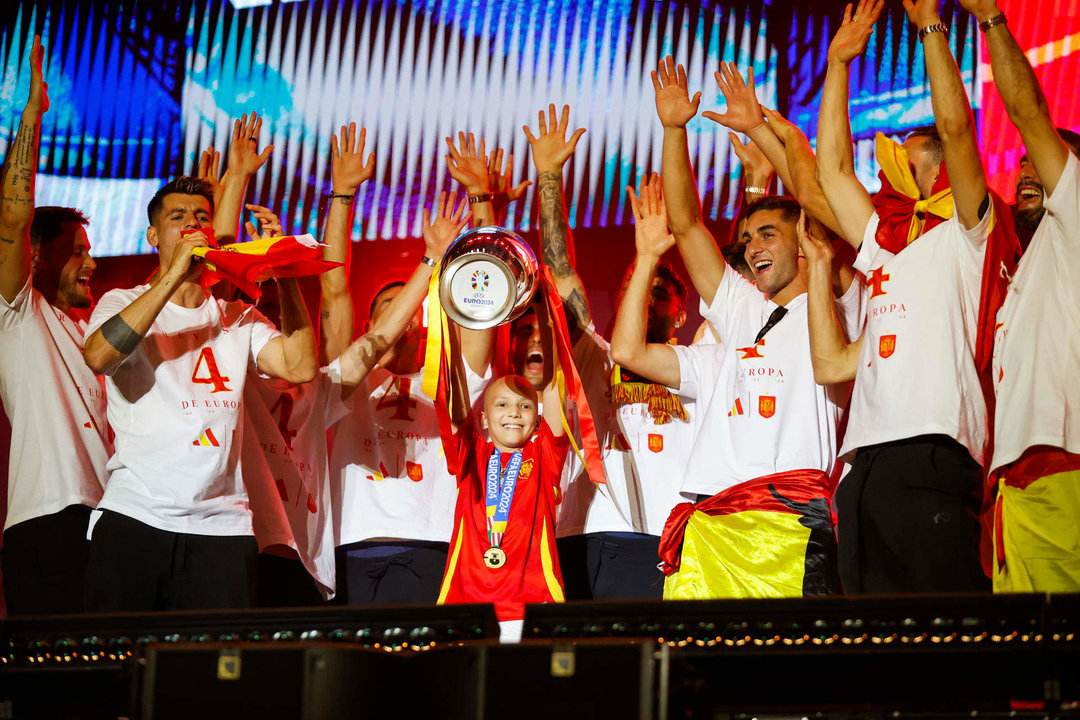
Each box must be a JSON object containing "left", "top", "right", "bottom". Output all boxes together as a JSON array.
[{"left": 538, "top": 171, "right": 573, "bottom": 277}]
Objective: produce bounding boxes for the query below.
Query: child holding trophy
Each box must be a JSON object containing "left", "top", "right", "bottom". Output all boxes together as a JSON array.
[{"left": 433, "top": 253, "right": 574, "bottom": 626}]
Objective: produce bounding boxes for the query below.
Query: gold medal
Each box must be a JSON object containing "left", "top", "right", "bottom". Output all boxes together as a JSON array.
[{"left": 483, "top": 547, "right": 507, "bottom": 569}]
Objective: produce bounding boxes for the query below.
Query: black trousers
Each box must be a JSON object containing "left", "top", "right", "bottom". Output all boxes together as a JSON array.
[
  {"left": 257, "top": 552, "right": 324, "bottom": 608},
  {"left": 84, "top": 510, "right": 258, "bottom": 612},
  {"left": 835, "top": 434, "right": 990, "bottom": 594},
  {"left": 336, "top": 540, "right": 449, "bottom": 605},
  {"left": 584, "top": 532, "right": 665, "bottom": 600},
  {"left": 2, "top": 504, "right": 92, "bottom": 616}
]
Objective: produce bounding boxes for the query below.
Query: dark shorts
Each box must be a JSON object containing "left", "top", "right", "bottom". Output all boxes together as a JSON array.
[
  {"left": 84, "top": 510, "right": 258, "bottom": 612},
  {"left": 335, "top": 540, "right": 449, "bottom": 606},
  {"left": 835, "top": 435, "right": 990, "bottom": 594},
  {"left": 2, "top": 504, "right": 92, "bottom": 615}
]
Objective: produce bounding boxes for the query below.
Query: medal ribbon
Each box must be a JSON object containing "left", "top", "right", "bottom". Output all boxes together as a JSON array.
[{"left": 485, "top": 449, "right": 523, "bottom": 548}]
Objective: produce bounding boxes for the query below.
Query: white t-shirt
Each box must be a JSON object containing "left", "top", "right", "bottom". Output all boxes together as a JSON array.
[
  {"left": 0, "top": 277, "right": 110, "bottom": 530},
  {"left": 87, "top": 286, "right": 280, "bottom": 536},
  {"left": 992, "top": 152, "right": 1080, "bottom": 471},
  {"left": 556, "top": 328, "right": 696, "bottom": 538},
  {"left": 241, "top": 367, "right": 338, "bottom": 598},
  {"left": 674, "top": 266, "right": 864, "bottom": 497},
  {"left": 330, "top": 363, "right": 488, "bottom": 546},
  {"left": 841, "top": 210, "right": 991, "bottom": 465}
]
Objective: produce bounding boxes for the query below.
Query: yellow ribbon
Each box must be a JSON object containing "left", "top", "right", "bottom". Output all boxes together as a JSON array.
[
  {"left": 421, "top": 267, "right": 445, "bottom": 401},
  {"left": 875, "top": 132, "right": 955, "bottom": 245}
]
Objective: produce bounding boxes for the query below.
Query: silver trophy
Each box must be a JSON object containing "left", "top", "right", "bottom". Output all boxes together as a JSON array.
[{"left": 438, "top": 226, "right": 538, "bottom": 329}]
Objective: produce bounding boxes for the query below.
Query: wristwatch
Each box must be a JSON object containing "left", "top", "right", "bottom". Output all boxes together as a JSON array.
[
  {"left": 979, "top": 13, "right": 1006, "bottom": 32},
  {"left": 917, "top": 23, "right": 949, "bottom": 41},
  {"left": 468, "top": 192, "right": 494, "bottom": 204},
  {"left": 420, "top": 255, "right": 438, "bottom": 268}
]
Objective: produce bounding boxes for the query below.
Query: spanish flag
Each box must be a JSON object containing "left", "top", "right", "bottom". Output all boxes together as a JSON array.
[
  {"left": 191, "top": 233, "right": 343, "bottom": 300},
  {"left": 658, "top": 469, "right": 840, "bottom": 600}
]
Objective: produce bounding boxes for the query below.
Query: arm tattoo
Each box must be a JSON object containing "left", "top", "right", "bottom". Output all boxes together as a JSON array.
[
  {"left": 537, "top": 170, "right": 573, "bottom": 277},
  {"left": 564, "top": 287, "right": 591, "bottom": 330},
  {"left": 101, "top": 314, "right": 144, "bottom": 355}
]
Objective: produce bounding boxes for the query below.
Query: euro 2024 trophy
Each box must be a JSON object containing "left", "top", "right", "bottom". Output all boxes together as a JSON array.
[{"left": 438, "top": 226, "right": 538, "bottom": 329}]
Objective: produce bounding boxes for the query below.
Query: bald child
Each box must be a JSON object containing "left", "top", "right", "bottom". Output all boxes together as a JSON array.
[{"left": 437, "top": 348, "right": 570, "bottom": 623}]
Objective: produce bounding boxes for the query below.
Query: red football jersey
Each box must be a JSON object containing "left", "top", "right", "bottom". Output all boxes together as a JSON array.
[{"left": 437, "top": 418, "right": 569, "bottom": 621}]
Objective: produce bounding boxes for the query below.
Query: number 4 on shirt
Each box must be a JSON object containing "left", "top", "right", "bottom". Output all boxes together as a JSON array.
[{"left": 191, "top": 347, "right": 233, "bottom": 393}]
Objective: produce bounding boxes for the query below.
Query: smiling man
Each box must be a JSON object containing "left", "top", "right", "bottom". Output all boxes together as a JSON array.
[
  {"left": 632, "top": 58, "right": 864, "bottom": 599},
  {"left": 81, "top": 174, "right": 318, "bottom": 612},
  {"left": 1012, "top": 129, "right": 1080, "bottom": 245},
  {"left": 0, "top": 37, "right": 111, "bottom": 615}
]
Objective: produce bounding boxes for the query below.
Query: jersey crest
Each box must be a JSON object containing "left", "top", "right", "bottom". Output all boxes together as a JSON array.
[
  {"left": 648, "top": 433, "right": 664, "bottom": 453},
  {"left": 758, "top": 395, "right": 776, "bottom": 419},
  {"left": 878, "top": 334, "right": 897, "bottom": 358}
]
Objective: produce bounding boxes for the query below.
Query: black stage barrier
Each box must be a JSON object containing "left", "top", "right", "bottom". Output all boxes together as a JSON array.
[{"left": 1, "top": 594, "right": 1078, "bottom": 719}]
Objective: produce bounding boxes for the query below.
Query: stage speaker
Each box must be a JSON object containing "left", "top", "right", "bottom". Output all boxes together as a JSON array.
[{"left": 141, "top": 643, "right": 484, "bottom": 720}]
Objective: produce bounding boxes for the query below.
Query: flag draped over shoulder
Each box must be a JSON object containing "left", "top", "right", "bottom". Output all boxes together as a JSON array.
[
  {"left": 191, "top": 233, "right": 343, "bottom": 300},
  {"left": 871, "top": 133, "right": 1020, "bottom": 372},
  {"left": 658, "top": 469, "right": 839, "bottom": 600}
]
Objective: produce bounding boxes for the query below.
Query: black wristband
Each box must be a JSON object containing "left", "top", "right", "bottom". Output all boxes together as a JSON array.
[
  {"left": 328, "top": 192, "right": 356, "bottom": 202},
  {"left": 101, "top": 314, "right": 144, "bottom": 356}
]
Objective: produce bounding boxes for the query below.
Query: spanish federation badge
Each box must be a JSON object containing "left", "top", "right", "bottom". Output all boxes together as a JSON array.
[{"left": 483, "top": 547, "right": 507, "bottom": 569}]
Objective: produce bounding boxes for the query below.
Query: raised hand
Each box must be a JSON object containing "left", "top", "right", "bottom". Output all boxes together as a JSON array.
[
  {"left": 195, "top": 146, "right": 223, "bottom": 207},
  {"left": 903, "top": 0, "right": 942, "bottom": 28},
  {"left": 702, "top": 62, "right": 764, "bottom": 134},
  {"left": 228, "top": 112, "right": 274, "bottom": 178},
  {"left": 445, "top": 132, "right": 490, "bottom": 194},
  {"left": 488, "top": 148, "right": 532, "bottom": 204},
  {"left": 828, "top": 0, "right": 886, "bottom": 65},
  {"left": 761, "top": 106, "right": 800, "bottom": 144},
  {"left": 243, "top": 204, "right": 284, "bottom": 243},
  {"left": 331, "top": 123, "right": 375, "bottom": 195},
  {"left": 627, "top": 173, "right": 673, "bottom": 259},
  {"left": 651, "top": 56, "right": 701, "bottom": 129},
  {"left": 27, "top": 35, "right": 49, "bottom": 115},
  {"left": 729, "top": 133, "right": 774, "bottom": 190},
  {"left": 797, "top": 211, "right": 834, "bottom": 269},
  {"left": 422, "top": 191, "right": 470, "bottom": 259},
  {"left": 523, "top": 104, "right": 587, "bottom": 173}
]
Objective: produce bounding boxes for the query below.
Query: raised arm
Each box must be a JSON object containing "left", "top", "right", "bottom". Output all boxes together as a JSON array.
[
  {"left": 487, "top": 147, "right": 532, "bottom": 224},
  {"left": 609, "top": 174, "right": 682, "bottom": 389},
  {"left": 257, "top": 278, "right": 317, "bottom": 384},
  {"left": 84, "top": 232, "right": 210, "bottom": 374},
  {"left": 215, "top": 113, "right": 274, "bottom": 244},
  {"left": 652, "top": 56, "right": 725, "bottom": 307},
  {"left": 816, "top": 0, "right": 884, "bottom": 248},
  {"left": 0, "top": 35, "right": 47, "bottom": 302},
  {"left": 446, "top": 132, "right": 496, "bottom": 228},
  {"left": 337, "top": 192, "right": 467, "bottom": 396},
  {"left": 759, "top": 106, "right": 845, "bottom": 237},
  {"left": 961, "top": 0, "right": 1071, "bottom": 196},
  {"left": 523, "top": 104, "right": 590, "bottom": 333},
  {"left": 703, "top": 61, "right": 791, "bottom": 193},
  {"left": 322, "top": 123, "right": 375, "bottom": 362},
  {"left": 798, "top": 212, "right": 863, "bottom": 384},
  {"left": 904, "top": 0, "right": 987, "bottom": 228}
]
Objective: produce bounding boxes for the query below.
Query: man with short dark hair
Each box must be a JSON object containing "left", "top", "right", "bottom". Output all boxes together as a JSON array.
[
  {"left": 615, "top": 61, "right": 863, "bottom": 599},
  {"left": 83, "top": 142, "right": 316, "bottom": 610},
  {"left": 0, "top": 37, "right": 110, "bottom": 615}
]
